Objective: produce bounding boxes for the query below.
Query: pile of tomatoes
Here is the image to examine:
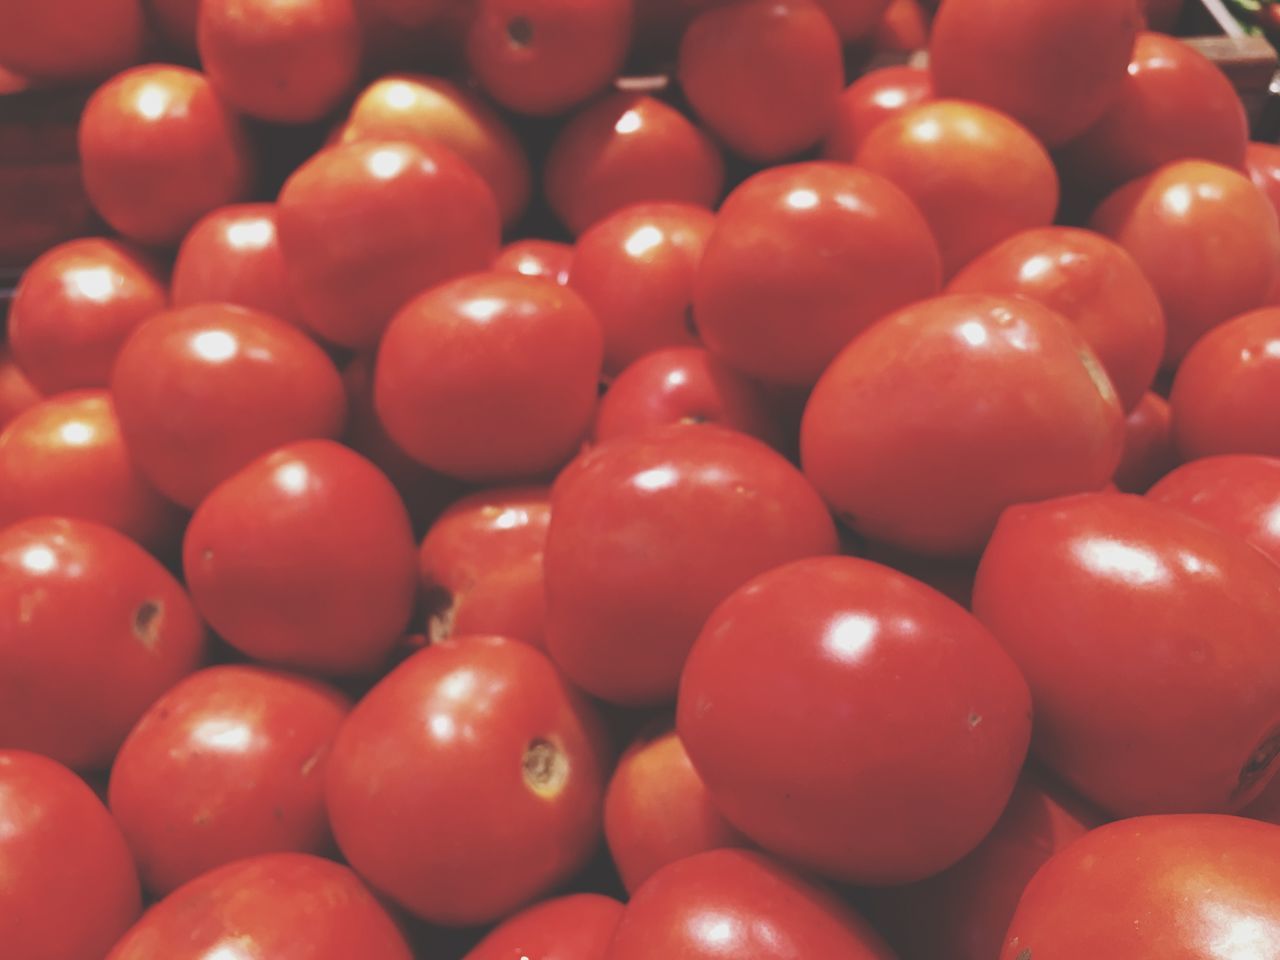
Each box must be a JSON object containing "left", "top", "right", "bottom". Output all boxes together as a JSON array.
[{"left": 4, "top": 0, "right": 1280, "bottom": 957}]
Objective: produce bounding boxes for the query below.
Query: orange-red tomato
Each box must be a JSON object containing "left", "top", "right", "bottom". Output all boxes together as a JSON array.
[
  {"left": 872, "top": 0, "right": 929, "bottom": 53},
  {"left": 1148, "top": 454, "right": 1280, "bottom": 568},
  {"left": 493, "top": 239, "right": 574, "bottom": 285},
  {"left": 1113, "top": 392, "right": 1178, "bottom": 493},
  {"left": 464, "top": 894, "right": 624, "bottom": 960},
  {"left": 0, "top": 0, "right": 145, "bottom": 83},
  {"left": 822, "top": 65, "right": 934, "bottom": 162},
  {"left": 0, "top": 347, "right": 40, "bottom": 431}
]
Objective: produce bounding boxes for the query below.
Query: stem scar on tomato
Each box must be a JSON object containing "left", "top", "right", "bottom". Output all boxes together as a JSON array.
[
  {"left": 507, "top": 16, "right": 534, "bottom": 48},
  {"left": 523, "top": 738, "right": 569, "bottom": 798}
]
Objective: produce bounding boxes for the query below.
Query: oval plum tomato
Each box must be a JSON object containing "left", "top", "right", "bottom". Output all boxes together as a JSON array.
[
  {"left": 464, "top": 894, "right": 624, "bottom": 960},
  {"left": 947, "top": 227, "right": 1166, "bottom": 411},
  {"left": 182, "top": 440, "right": 418, "bottom": 675},
  {"left": 8, "top": 238, "right": 166, "bottom": 395},
  {"left": 693, "top": 162, "right": 942, "bottom": 387},
  {"left": 277, "top": 139, "right": 500, "bottom": 349},
  {"left": 822, "top": 65, "right": 934, "bottom": 162},
  {"left": 0, "top": 751, "right": 141, "bottom": 960},
  {"left": 1113, "top": 392, "right": 1178, "bottom": 493},
  {"left": 0, "top": 517, "right": 205, "bottom": 770},
  {"left": 545, "top": 423, "right": 837, "bottom": 704},
  {"left": 108, "top": 665, "right": 350, "bottom": 895},
  {"left": 78, "top": 65, "right": 254, "bottom": 247},
  {"left": 872, "top": 0, "right": 929, "bottom": 53},
  {"left": 678, "top": 0, "right": 843, "bottom": 163},
  {"left": 1248, "top": 140, "right": 1280, "bottom": 215},
  {"left": 0, "top": 347, "right": 40, "bottom": 431},
  {"left": 326, "top": 636, "right": 611, "bottom": 926},
  {"left": 815, "top": 0, "right": 893, "bottom": 41},
  {"left": 340, "top": 74, "right": 532, "bottom": 228},
  {"left": 111, "top": 302, "right": 347, "bottom": 509},
  {"left": 147, "top": 0, "right": 200, "bottom": 52},
  {"left": 544, "top": 94, "right": 725, "bottom": 236},
  {"left": 801, "top": 294, "right": 1125, "bottom": 557},
  {"left": 464, "top": 0, "right": 633, "bottom": 116},
  {"left": 569, "top": 202, "right": 713, "bottom": 374},
  {"left": 973, "top": 492, "right": 1280, "bottom": 815},
  {"left": 855, "top": 100, "right": 1059, "bottom": 277},
  {"left": 1002, "top": 815, "right": 1280, "bottom": 960},
  {"left": 928, "top": 0, "right": 1139, "bottom": 147},
  {"left": 0, "top": 391, "right": 183, "bottom": 553},
  {"left": 606, "top": 849, "right": 896, "bottom": 960},
  {"left": 494, "top": 239, "right": 574, "bottom": 285},
  {"left": 0, "top": 0, "right": 145, "bottom": 84},
  {"left": 1148, "top": 455, "right": 1280, "bottom": 567},
  {"left": 106, "top": 853, "right": 413, "bottom": 960},
  {"left": 375, "top": 272, "right": 603, "bottom": 481}
]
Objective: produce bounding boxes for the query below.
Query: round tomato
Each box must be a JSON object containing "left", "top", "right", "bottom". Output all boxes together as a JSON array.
[
  {"left": 0, "top": 0, "right": 145, "bottom": 83},
  {"left": 494, "top": 239, "right": 574, "bottom": 285},
  {"left": 0, "top": 346, "right": 40, "bottom": 431},
  {"left": 1113, "top": 391, "right": 1178, "bottom": 493},
  {"left": 463, "top": 894, "right": 624, "bottom": 960},
  {"left": 1148, "top": 455, "right": 1280, "bottom": 567},
  {"left": 822, "top": 65, "right": 934, "bottom": 162}
]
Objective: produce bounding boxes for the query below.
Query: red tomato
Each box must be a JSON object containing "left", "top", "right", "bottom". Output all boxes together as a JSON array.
[
  {"left": 693, "top": 162, "right": 942, "bottom": 387},
  {"left": 0, "top": 346, "right": 40, "bottom": 431},
  {"left": 8, "top": 238, "right": 166, "bottom": 395},
  {"left": 544, "top": 94, "right": 725, "bottom": 236},
  {"left": 872, "top": 0, "right": 929, "bottom": 53},
  {"left": 182, "top": 439, "right": 418, "bottom": 675},
  {"left": 106, "top": 853, "right": 413, "bottom": 960},
  {"left": 1001, "top": 815, "right": 1280, "bottom": 960},
  {"left": 0, "top": 517, "right": 205, "bottom": 770},
  {"left": 277, "top": 140, "right": 500, "bottom": 349},
  {"left": 494, "top": 239, "right": 574, "bottom": 285},
  {"left": 545, "top": 423, "right": 837, "bottom": 704},
  {"left": 1247, "top": 140, "right": 1280, "bottom": 215},
  {"left": 1091, "top": 160, "right": 1280, "bottom": 367},
  {"left": 816, "top": 0, "right": 893, "bottom": 40},
  {"left": 569, "top": 202, "right": 714, "bottom": 374},
  {"left": 1147, "top": 455, "right": 1280, "bottom": 567},
  {"left": 147, "top": 0, "right": 200, "bottom": 52},
  {"left": 1113, "top": 391, "right": 1178, "bottom": 493},
  {"left": 463, "top": 893, "right": 624, "bottom": 960},
  {"left": 0, "top": 0, "right": 145, "bottom": 83},
  {"left": 78, "top": 65, "right": 254, "bottom": 247},
  {"left": 606, "top": 849, "right": 896, "bottom": 959},
  {"left": 822, "top": 65, "right": 934, "bottom": 162},
  {"left": 973, "top": 492, "right": 1280, "bottom": 815},
  {"left": 326, "top": 636, "right": 611, "bottom": 925},
  {"left": 0, "top": 751, "right": 141, "bottom": 960},
  {"left": 801, "top": 294, "right": 1125, "bottom": 557},
  {"left": 678, "top": 0, "right": 844, "bottom": 162},
  {"left": 928, "top": 0, "right": 1139, "bottom": 147},
  {"left": 947, "top": 227, "right": 1166, "bottom": 411}
]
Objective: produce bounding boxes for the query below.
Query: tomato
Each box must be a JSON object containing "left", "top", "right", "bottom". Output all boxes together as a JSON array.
[
  {"left": 465, "top": 0, "right": 633, "bottom": 116},
  {"left": 78, "top": 65, "right": 254, "bottom": 247},
  {"left": 871, "top": 0, "right": 929, "bottom": 53},
  {"left": 494, "top": 239, "right": 574, "bottom": 285},
  {"left": 1247, "top": 140, "right": 1280, "bottom": 215},
  {"left": 147, "top": 0, "right": 200, "bottom": 53},
  {"left": 545, "top": 423, "right": 837, "bottom": 704},
  {"left": 375, "top": 272, "right": 602, "bottom": 481},
  {"left": 1113, "top": 392, "right": 1178, "bottom": 493},
  {"left": 822, "top": 65, "right": 934, "bottom": 163},
  {"left": 182, "top": 439, "right": 418, "bottom": 675},
  {"left": 973, "top": 492, "right": 1280, "bottom": 815},
  {"left": 326, "top": 636, "right": 611, "bottom": 926},
  {"left": 1002, "top": 815, "right": 1280, "bottom": 960},
  {"left": 463, "top": 894, "right": 624, "bottom": 960},
  {"left": 678, "top": 0, "right": 844, "bottom": 163},
  {"left": 693, "top": 162, "right": 942, "bottom": 387},
  {"left": 0, "top": 0, "right": 145, "bottom": 83},
  {"left": 8, "top": 238, "right": 166, "bottom": 395},
  {"left": 0, "top": 751, "right": 141, "bottom": 960},
  {"left": 340, "top": 74, "right": 532, "bottom": 228},
  {"left": 0, "top": 346, "right": 40, "bottom": 431},
  {"left": 544, "top": 95, "right": 724, "bottom": 236},
  {"left": 928, "top": 0, "right": 1139, "bottom": 147},
  {"left": 947, "top": 227, "right": 1165, "bottom": 411},
  {"left": 569, "top": 202, "right": 713, "bottom": 374},
  {"left": 276, "top": 139, "right": 500, "bottom": 349},
  {"left": 1147, "top": 455, "right": 1280, "bottom": 568},
  {"left": 606, "top": 849, "right": 896, "bottom": 959},
  {"left": 106, "top": 853, "right": 413, "bottom": 960},
  {"left": 0, "top": 517, "right": 205, "bottom": 770},
  {"left": 801, "top": 294, "right": 1125, "bottom": 557},
  {"left": 1091, "top": 160, "right": 1280, "bottom": 367}
]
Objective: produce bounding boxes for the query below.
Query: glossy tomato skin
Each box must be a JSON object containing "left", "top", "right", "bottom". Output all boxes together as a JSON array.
[
  {"left": 183, "top": 440, "right": 418, "bottom": 675},
  {"left": 0, "top": 517, "right": 206, "bottom": 770},
  {"left": 973, "top": 492, "right": 1280, "bottom": 815},
  {"left": 106, "top": 853, "right": 414, "bottom": 960},
  {"left": 545, "top": 423, "right": 838, "bottom": 704},
  {"left": 276, "top": 139, "right": 500, "bottom": 349},
  {"left": 1148, "top": 455, "right": 1280, "bottom": 567},
  {"left": 694, "top": 162, "right": 942, "bottom": 387},
  {"left": 463, "top": 893, "right": 624, "bottom": 960},
  {"left": 494, "top": 239, "right": 574, "bottom": 285},
  {"left": 1113, "top": 392, "right": 1178, "bottom": 493},
  {"left": 0, "top": 0, "right": 144, "bottom": 83},
  {"left": 1001, "top": 815, "right": 1280, "bottom": 960},
  {"left": 0, "top": 751, "right": 141, "bottom": 960},
  {"left": 326, "top": 636, "right": 611, "bottom": 926},
  {"left": 0, "top": 347, "right": 40, "bottom": 431},
  {"left": 8, "top": 238, "right": 166, "bottom": 395},
  {"left": 822, "top": 65, "right": 934, "bottom": 162},
  {"left": 79, "top": 65, "right": 254, "bottom": 246}
]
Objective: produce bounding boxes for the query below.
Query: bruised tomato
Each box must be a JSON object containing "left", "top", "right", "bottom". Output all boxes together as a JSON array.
[
  {"left": 822, "top": 66, "right": 934, "bottom": 162},
  {"left": 463, "top": 894, "right": 624, "bottom": 960},
  {"left": 1148, "top": 455, "right": 1280, "bottom": 567}
]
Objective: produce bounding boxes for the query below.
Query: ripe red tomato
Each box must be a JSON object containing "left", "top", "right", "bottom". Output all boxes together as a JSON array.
[
  {"left": 871, "top": 0, "right": 929, "bottom": 53},
  {"left": 463, "top": 893, "right": 624, "bottom": 960},
  {"left": 276, "top": 139, "right": 500, "bottom": 349},
  {"left": 928, "top": 0, "right": 1139, "bottom": 147},
  {"left": 822, "top": 65, "right": 934, "bottom": 163},
  {"left": 375, "top": 272, "right": 602, "bottom": 481},
  {"left": 1113, "top": 391, "right": 1178, "bottom": 493},
  {"left": 545, "top": 423, "right": 837, "bottom": 704},
  {"left": 1001, "top": 815, "right": 1280, "bottom": 960},
  {"left": 948, "top": 227, "right": 1166, "bottom": 411},
  {"left": 494, "top": 239, "right": 574, "bottom": 285},
  {"left": 693, "top": 162, "right": 942, "bottom": 387},
  {"left": 816, "top": 0, "right": 893, "bottom": 41},
  {"left": 544, "top": 95, "right": 725, "bottom": 236},
  {"left": 326, "top": 636, "right": 611, "bottom": 925},
  {"left": 973, "top": 492, "right": 1280, "bottom": 815},
  {"left": 0, "top": 751, "right": 141, "bottom": 960},
  {"left": 678, "top": 0, "right": 844, "bottom": 162},
  {"left": 8, "top": 238, "right": 166, "bottom": 395},
  {"left": 0, "top": 0, "right": 145, "bottom": 83},
  {"left": 1147, "top": 455, "right": 1280, "bottom": 567},
  {"left": 78, "top": 65, "right": 254, "bottom": 246},
  {"left": 182, "top": 439, "right": 418, "bottom": 675},
  {"left": 0, "top": 517, "right": 205, "bottom": 770},
  {"left": 105, "top": 853, "right": 414, "bottom": 960},
  {"left": 0, "top": 346, "right": 40, "bottom": 431}
]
